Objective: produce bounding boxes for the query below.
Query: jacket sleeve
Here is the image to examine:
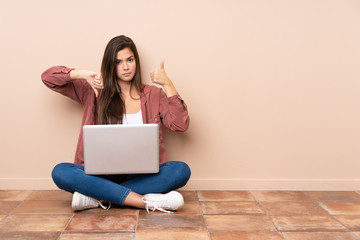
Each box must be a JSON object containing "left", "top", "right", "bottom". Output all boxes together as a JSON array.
[
  {"left": 41, "top": 66, "right": 91, "bottom": 104},
  {"left": 159, "top": 89, "right": 190, "bottom": 132}
]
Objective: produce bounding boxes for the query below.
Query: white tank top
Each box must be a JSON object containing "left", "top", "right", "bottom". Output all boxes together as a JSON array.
[{"left": 122, "top": 109, "right": 143, "bottom": 125}]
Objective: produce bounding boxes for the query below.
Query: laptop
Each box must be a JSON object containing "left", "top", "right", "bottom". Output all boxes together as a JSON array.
[{"left": 83, "top": 124, "right": 159, "bottom": 175}]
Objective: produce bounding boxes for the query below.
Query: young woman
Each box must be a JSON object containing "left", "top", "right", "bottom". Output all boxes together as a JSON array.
[{"left": 41, "top": 35, "right": 191, "bottom": 213}]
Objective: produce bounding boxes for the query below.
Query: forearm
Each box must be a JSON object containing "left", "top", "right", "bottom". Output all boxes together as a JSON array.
[
  {"left": 69, "top": 69, "right": 78, "bottom": 80},
  {"left": 163, "top": 79, "right": 178, "bottom": 97},
  {"left": 69, "top": 69, "right": 88, "bottom": 81}
]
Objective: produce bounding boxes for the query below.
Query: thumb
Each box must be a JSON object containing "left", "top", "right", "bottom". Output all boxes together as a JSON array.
[
  {"left": 92, "top": 86, "right": 99, "bottom": 97},
  {"left": 160, "top": 60, "right": 165, "bottom": 70}
]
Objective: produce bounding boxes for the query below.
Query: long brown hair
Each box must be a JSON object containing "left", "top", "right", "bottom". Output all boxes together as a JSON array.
[{"left": 98, "top": 35, "right": 143, "bottom": 124}]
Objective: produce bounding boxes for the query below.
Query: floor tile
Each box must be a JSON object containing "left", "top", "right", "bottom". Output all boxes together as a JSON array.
[
  {"left": 2, "top": 190, "right": 360, "bottom": 239},
  {"left": 140, "top": 201, "right": 202, "bottom": 216},
  {"left": 0, "top": 231, "right": 60, "bottom": 240},
  {"left": 197, "top": 191, "right": 253, "bottom": 201},
  {"left": 210, "top": 232, "right": 284, "bottom": 240},
  {"left": 135, "top": 231, "right": 209, "bottom": 240},
  {"left": 200, "top": 201, "right": 263, "bottom": 215},
  {"left": 0, "top": 201, "right": 21, "bottom": 215},
  {"left": 0, "top": 214, "right": 71, "bottom": 232},
  {"left": 334, "top": 215, "right": 360, "bottom": 230},
  {"left": 319, "top": 201, "right": 360, "bottom": 215},
  {"left": 11, "top": 200, "right": 73, "bottom": 215},
  {"left": 137, "top": 215, "right": 206, "bottom": 232},
  {"left": 305, "top": 191, "right": 360, "bottom": 201},
  {"left": 75, "top": 206, "right": 139, "bottom": 216},
  {"left": 271, "top": 215, "right": 347, "bottom": 231},
  {"left": 26, "top": 190, "right": 73, "bottom": 201},
  {"left": 66, "top": 215, "right": 137, "bottom": 232},
  {"left": 0, "top": 190, "right": 32, "bottom": 201},
  {"left": 282, "top": 232, "right": 359, "bottom": 240},
  {"left": 204, "top": 215, "right": 277, "bottom": 232},
  {"left": 260, "top": 201, "right": 328, "bottom": 216},
  {"left": 60, "top": 232, "right": 134, "bottom": 240},
  {"left": 179, "top": 191, "right": 198, "bottom": 201},
  {"left": 251, "top": 191, "right": 310, "bottom": 202}
]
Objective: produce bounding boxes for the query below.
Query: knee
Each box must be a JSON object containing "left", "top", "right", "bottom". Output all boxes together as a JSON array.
[
  {"left": 52, "top": 163, "right": 68, "bottom": 181},
  {"left": 178, "top": 161, "right": 191, "bottom": 182},
  {"left": 168, "top": 161, "right": 191, "bottom": 185},
  {"left": 51, "top": 162, "right": 77, "bottom": 189}
]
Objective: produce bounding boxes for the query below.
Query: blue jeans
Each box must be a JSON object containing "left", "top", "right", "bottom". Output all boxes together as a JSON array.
[{"left": 51, "top": 161, "right": 191, "bottom": 205}]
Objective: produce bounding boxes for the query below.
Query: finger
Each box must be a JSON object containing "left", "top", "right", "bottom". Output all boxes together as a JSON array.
[
  {"left": 93, "top": 79, "right": 103, "bottom": 88},
  {"left": 93, "top": 83, "right": 102, "bottom": 89},
  {"left": 93, "top": 80, "right": 100, "bottom": 86},
  {"left": 160, "top": 60, "right": 165, "bottom": 70},
  {"left": 92, "top": 87, "right": 99, "bottom": 97},
  {"left": 95, "top": 73, "right": 102, "bottom": 81}
]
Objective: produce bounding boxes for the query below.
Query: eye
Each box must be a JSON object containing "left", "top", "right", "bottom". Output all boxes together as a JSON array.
[
  {"left": 128, "top": 58, "right": 134, "bottom": 63},
  {"left": 116, "top": 60, "right": 121, "bottom": 65}
]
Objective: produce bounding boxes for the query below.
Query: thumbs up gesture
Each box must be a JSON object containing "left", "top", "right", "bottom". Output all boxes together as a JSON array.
[
  {"left": 150, "top": 61, "right": 177, "bottom": 97},
  {"left": 150, "top": 61, "right": 170, "bottom": 86}
]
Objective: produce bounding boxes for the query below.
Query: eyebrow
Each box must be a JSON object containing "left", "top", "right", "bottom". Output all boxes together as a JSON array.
[{"left": 116, "top": 56, "right": 134, "bottom": 61}]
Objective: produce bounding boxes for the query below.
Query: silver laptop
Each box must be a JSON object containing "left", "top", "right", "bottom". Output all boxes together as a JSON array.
[{"left": 83, "top": 124, "right": 159, "bottom": 175}]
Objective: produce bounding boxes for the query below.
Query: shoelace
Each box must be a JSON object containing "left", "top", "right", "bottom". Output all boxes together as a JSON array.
[
  {"left": 142, "top": 199, "right": 173, "bottom": 214},
  {"left": 98, "top": 201, "right": 111, "bottom": 210}
]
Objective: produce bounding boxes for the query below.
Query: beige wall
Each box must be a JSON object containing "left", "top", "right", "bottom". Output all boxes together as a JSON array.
[{"left": 1, "top": 0, "right": 359, "bottom": 190}]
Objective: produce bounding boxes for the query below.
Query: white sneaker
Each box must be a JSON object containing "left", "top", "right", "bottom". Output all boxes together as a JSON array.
[
  {"left": 71, "top": 192, "right": 111, "bottom": 211},
  {"left": 142, "top": 191, "right": 184, "bottom": 213}
]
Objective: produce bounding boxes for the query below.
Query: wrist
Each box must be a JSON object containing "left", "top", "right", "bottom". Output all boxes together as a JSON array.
[
  {"left": 163, "top": 81, "right": 177, "bottom": 97},
  {"left": 163, "top": 81, "right": 174, "bottom": 89}
]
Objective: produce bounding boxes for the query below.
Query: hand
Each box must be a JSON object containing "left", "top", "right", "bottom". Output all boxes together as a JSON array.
[
  {"left": 91, "top": 73, "right": 103, "bottom": 97},
  {"left": 70, "top": 69, "right": 103, "bottom": 97},
  {"left": 150, "top": 61, "right": 177, "bottom": 97},
  {"left": 150, "top": 61, "right": 171, "bottom": 86}
]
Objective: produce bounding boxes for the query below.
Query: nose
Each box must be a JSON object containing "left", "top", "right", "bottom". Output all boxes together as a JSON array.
[{"left": 122, "top": 62, "right": 129, "bottom": 70}]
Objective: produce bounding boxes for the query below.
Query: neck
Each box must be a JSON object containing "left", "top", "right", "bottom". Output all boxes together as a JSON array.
[{"left": 118, "top": 80, "right": 132, "bottom": 95}]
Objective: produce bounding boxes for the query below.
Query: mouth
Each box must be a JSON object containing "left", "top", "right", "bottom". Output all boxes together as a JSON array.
[{"left": 123, "top": 72, "right": 132, "bottom": 77}]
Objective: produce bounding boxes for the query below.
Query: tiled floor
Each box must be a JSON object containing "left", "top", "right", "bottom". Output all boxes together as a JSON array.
[{"left": 0, "top": 190, "right": 360, "bottom": 239}]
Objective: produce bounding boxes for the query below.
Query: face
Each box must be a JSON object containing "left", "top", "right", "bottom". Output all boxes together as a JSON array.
[{"left": 116, "top": 48, "right": 136, "bottom": 82}]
